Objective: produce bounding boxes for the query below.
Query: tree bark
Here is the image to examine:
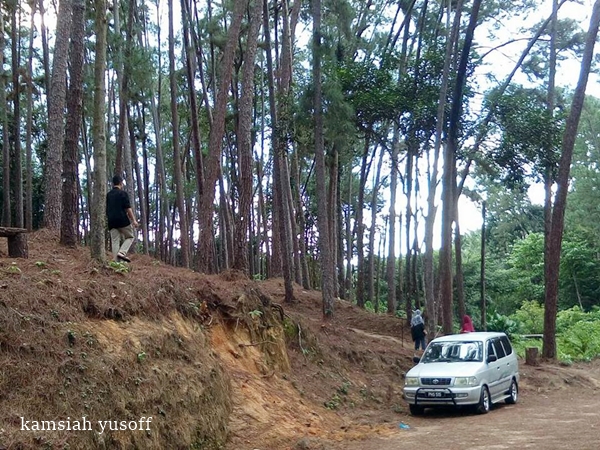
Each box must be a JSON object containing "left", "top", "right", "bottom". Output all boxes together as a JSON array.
[
  {"left": 440, "top": 0, "right": 481, "bottom": 334},
  {"left": 90, "top": 0, "right": 108, "bottom": 262},
  {"left": 368, "top": 146, "right": 384, "bottom": 306},
  {"left": 61, "top": 0, "right": 85, "bottom": 247},
  {"left": 233, "top": 0, "right": 262, "bottom": 272},
  {"left": 168, "top": 0, "right": 190, "bottom": 267},
  {"left": 543, "top": 0, "right": 600, "bottom": 359},
  {"left": 387, "top": 127, "right": 400, "bottom": 314},
  {"left": 313, "top": 0, "right": 335, "bottom": 317},
  {"left": 181, "top": 0, "right": 205, "bottom": 202},
  {"left": 0, "top": 12, "right": 10, "bottom": 226},
  {"left": 197, "top": 0, "right": 246, "bottom": 273},
  {"left": 355, "top": 139, "right": 371, "bottom": 308},
  {"left": 25, "top": 4, "right": 36, "bottom": 231},
  {"left": 10, "top": 2, "right": 23, "bottom": 228},
  {"left": 44, "top": 0, "right": 73, "bottom": 230}
]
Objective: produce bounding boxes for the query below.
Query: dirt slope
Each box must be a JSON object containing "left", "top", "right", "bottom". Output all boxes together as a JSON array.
[{"left": 1, "top": 232, "right": 598, "bottom": 450}]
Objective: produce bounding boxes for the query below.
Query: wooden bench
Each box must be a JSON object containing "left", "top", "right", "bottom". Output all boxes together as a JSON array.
[{"left": 0, "top": 227, "right": 28, "bottom": 258}]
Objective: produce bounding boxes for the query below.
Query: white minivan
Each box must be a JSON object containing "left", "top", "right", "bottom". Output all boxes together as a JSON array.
[{"left": 403, "top": 332, "right": 519, "bottom": 415}]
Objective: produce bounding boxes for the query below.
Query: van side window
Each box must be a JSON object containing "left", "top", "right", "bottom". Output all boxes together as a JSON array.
[
  {"left": 500, "top": 336, "right": 513, "bottom": 355},
  {"left": 492, "top": 339, "right": 506, "bottom": 359},
  {"left": 487, "top": 341, "right": 495, "bottom": 358}
]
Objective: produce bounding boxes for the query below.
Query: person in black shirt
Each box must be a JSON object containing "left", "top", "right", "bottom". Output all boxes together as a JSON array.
[{"left": 106, "top": 175, "right": 138, "bottom": 262}]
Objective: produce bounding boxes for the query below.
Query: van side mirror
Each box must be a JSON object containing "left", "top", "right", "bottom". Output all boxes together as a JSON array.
[
  {"left": 487, "top": 354, "right": 498, "bottom": 363},
  {"left": 413, "top": 356, "right": 421, "bottom": 364}
]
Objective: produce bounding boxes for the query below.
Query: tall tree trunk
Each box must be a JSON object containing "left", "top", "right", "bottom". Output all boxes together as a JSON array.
[
  {"left": 0, "top": 12, "right": 10, "bottom": 226},
  {"left": 424, "top": 0, "right": 461, "bottom": 338},
  {"left": 440, "top": 0, "right": 481, "bottom": 334},
  {"left": 181, "top": 0, "right": 205, "bottom": 201},
  {"left": 355, "top": 139, "right": 371, "bottom": 308},
  {"left": 344, "top": 170, "right": 353, "bottom": 297},
  {"left": 543, "top": 0, "right": 558, "bottom": 340},
  {"left": 90, "top": 0, "right": 108, "bottom": 262},
  {"left": 292, "top": 148, "right": 311, "bottom": 289},
  {"left": 233, "top": 0, "right": 262, "bottom": 272},
  {"left": 44, "top": 0, "right": 73, "bottom": 230},
  {"left": 38, "top": 0, "right": 51, "bottom": 97},
  {"left": 480, "top": 201, "right": 487, "bottom": 330},
  {"left": 61, "top": 0, "right": 85, "bottom": 246},
  {"left": 198, "top": 0, "right": 246, "bottom": 273},
  {"left": 25, "top": 3, "right": 36, "bottom": 231},
  {"left": 368, "top": 146, "right": 384, "bottom": 306},
  {"left": 263, "top": 0, "right": 294, "bottom": 301},
  {"left": 130, "top": 108, "right": 149, "bottom": 254},
  {"left": 10, "top": 2, "right": 23, "bottom": 228},
  {"left": 387, "top": 127, "right": 400, "bottom": 314},
  {"left": 404, "top": 144, "right": 414, "bottom": 313},
  {"left": 313, "top": 0, "right": 334, "bottom": 317},
  {"left": 336, "top": 164, "right": 345, "bottom": 297},
  {"left": 168, "top": 0, "right": 190, "bottom": 267},
  {"left": 543, "top": 0, "right": 600, "bottom": 359},
  {"left": 327, "top": 147, "right": 339, "bottom": 296},
  {"left": 454, "top": 217, "right": 466, "bottom": 319}
]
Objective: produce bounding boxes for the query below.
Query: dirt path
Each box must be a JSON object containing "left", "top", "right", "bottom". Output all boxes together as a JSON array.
[{"left": 335, "top": 388, "right": 600, "bottom": 450}]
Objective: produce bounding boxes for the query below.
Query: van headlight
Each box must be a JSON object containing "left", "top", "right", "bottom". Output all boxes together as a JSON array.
[
  {"left": 404, "top": 377, "right": 419, "bottom": 386},
  {"left": 454, "top": 376, "right": 478, "bottom": 386}
]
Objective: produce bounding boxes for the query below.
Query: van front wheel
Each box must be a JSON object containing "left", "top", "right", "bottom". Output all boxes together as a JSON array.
[
  {"left": 409, "top": 404, "right": 424, "bottom": 415},
  {"left": 476, "top": 386, "right": 490, "bottom": 414}
]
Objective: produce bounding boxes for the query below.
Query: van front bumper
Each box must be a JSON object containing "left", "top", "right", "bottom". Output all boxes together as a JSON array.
[{"left": 403, "top": 385, "right": 482, "bottom": 406}]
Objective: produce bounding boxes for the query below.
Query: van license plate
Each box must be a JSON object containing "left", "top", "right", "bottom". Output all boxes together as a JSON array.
[{"left": 427, "top": 391, "right": 444, "bottom": 398}]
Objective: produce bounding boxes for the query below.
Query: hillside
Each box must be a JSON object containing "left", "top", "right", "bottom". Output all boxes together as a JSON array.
[{"left": 1, "top": 232, "right": 598, "bottom": 450}]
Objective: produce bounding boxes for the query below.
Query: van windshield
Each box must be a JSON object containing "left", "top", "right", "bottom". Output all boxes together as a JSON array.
[{"left": 421, "top": 341, "right": 483, "bottom": 363}]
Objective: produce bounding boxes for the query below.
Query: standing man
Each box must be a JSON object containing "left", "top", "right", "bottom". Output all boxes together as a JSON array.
[{"left": 106, "top": 175, "right": 138, "bottom": 262}]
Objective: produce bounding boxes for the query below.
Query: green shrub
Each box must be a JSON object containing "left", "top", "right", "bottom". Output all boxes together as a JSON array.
[
  {"left": 486, "top": 312, "right": 519, "bottom": 337},
  {"left": 510, "top": 300, "right": 544, "bottom": 334},
  {"left": 557, "top": 320, "right": 600, "bottom": 362}
]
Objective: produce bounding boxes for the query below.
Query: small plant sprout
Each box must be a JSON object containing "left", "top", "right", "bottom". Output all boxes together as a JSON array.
[
  {"left": 137, "top": 351, "right": 147, "bottom": 363},
  {"left": 7, "top": 263, "right": 21, "bottom": 274},
  {"left": 108, "top": 261, "right": 130, "bottom": 274},
  {"left": 248, "top": 309, "right": 263, "bottom": 319},
  {"left": 35, "top": 261, "right": 46, "bottom": 268}
]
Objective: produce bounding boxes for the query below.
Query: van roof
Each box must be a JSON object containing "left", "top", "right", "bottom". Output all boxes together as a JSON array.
[{"left": 431, "top": 332, "right": 507, "bottom": 342}]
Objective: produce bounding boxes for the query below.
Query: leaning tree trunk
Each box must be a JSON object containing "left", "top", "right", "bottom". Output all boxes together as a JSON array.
[
  {"left": 90, "top": 0, "right": 108, "bottom": 262},
  {"left": 44, "top": 0, "right": 73, "bottom": 230},
  {"left": 61, "top": 0, "right": 85, "bottom": 247},
  {"left": 544, "top": 0, "right": 600, "bottom": 359}
]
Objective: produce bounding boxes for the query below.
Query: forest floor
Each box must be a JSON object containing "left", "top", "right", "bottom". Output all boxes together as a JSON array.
[
  {"left": 225, "top": 281, "right": 600, "bottom": 450},
  {"left": 1, "top": 232, "right": 599, "bottom": 450}
]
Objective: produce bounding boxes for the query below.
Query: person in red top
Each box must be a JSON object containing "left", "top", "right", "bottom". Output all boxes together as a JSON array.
[{"left": 460, "top": 314, "right": 475, "bottom": 333}]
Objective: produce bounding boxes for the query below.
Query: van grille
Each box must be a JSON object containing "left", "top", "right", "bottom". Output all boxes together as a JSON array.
[{"left": 420, "top": 377, "right": 452, "bottom": 386}]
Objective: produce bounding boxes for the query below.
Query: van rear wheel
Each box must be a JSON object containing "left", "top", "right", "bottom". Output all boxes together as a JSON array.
[{"left": 476, "top": 386, "right": 490, "bottom": 414}]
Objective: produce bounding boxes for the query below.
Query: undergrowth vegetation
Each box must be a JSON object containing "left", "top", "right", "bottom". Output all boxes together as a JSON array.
[{"left": 488, "top": 301, "right": 600, "bottom": 363}]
